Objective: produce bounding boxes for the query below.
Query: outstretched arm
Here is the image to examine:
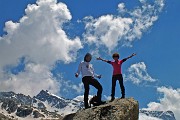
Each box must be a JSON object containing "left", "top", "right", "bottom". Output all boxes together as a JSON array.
[
  {"left": 123, "top": 53, "right": 136, "bottom": 61},
  {"left": 96, "top": 57, "right": 109, "bottom": 62}
]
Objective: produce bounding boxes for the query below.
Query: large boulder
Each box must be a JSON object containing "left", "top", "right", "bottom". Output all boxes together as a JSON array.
[{"left": 63, "top": 98, "right": 139, "bottom": 120}]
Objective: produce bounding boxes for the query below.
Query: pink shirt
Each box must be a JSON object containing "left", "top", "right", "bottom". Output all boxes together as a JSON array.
[{"left": 108, "top": 59, "right": 126, "bottom": 75}]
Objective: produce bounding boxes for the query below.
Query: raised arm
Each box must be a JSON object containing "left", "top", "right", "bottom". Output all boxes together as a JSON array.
[
  {"left": 96, "top": 57, "right": 109, "bottom": 62},
  {"left": 123, "top": 53, "right": 136, "bottom": 61}
]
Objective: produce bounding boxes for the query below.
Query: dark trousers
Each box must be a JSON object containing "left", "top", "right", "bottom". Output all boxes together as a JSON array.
[
  {"left": 111, "top": 74, "right": 125, "bottom": 98},
  {"left": 82, "top": 76, "right": 102, "bottom": 108}
]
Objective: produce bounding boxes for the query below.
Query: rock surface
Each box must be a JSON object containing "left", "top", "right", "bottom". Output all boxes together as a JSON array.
[
  {"left": 0, "top": 113, "right": 15, "bottom": 120},
  {"left": 63, "top": 98, "right": 139, "bottom": 120}
]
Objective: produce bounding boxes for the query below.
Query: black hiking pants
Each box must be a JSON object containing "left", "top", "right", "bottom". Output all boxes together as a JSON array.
[
  {"left": 82, "top": 76, "right": 102, "bottom": 108},
  {"left": 111, "top": 74, "right": 125, "bottom": 98}
]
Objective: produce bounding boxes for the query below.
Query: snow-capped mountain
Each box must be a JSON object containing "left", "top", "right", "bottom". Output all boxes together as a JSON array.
[
  {"left": 34, "top": 90, "right": 84, "bottom": 116},
  {"left": 0, "top": 90, "right": 83, "bottom": 119},
  {"left": 139, "top": 110, "right": 176, "bottom": 120}
]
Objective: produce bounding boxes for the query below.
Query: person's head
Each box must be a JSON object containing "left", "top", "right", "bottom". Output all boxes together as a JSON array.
[
  {"left": 84, "top": 53, "right": 92, "bottom": 62},
  {"left": 112, "top": 53, "right": 119, "bottom": 61}
]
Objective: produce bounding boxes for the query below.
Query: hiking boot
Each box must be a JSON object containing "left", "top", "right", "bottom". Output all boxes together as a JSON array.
[
  {"left": 85, "top": 105, "right": 91, "bottom": 109},
  {"left": 99, "top": 101, "right": 106, "bottom": 105},
  {"left": 95, "top": 100, "right": 106, "bottom": 106},
  {"left": 121, "top": 95, "right": 125, "bottom": 99}
]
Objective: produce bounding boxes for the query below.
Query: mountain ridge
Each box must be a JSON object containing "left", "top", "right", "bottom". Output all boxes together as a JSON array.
[{"left": 0, "top": 90, "right": 83, "bottom": 119}]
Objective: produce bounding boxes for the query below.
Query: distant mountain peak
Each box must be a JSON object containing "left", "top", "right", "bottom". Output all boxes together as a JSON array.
[
  {"left": 36, "top": 90, "right": 64, "bottom": 100},
  {"left": 34, "top": 90, "right": 83, "bottom": 112},
  {"left": 139, "top": 110, "right": 176, "bottom": 120}
]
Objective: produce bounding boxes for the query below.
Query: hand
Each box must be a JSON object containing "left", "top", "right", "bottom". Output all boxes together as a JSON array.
[
  {"left": 75, "top": 73, "right": 78, "bottom": 78},
  {"left": 96, "top": 57, "right": 102, "bottom": 60},
  {"left": 97, "top": 75, "right": 102, "bottom": 79},
  {"left": 131, "top": 53, "right": 136, "bottom": 57}
]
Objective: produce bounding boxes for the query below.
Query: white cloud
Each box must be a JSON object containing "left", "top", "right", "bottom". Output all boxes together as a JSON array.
[
  {"left": 103, "top": 95, "right": 113, "bottom": 101},
  {"left": 143, "top": 86, "right": 180, "bottom": 119},
  {"left": 71, "top": 83, "right": 84, "bottom": 93},
  {"left": 118, "top": 3, "right": 126, "bottom": 14},
  {"left": 0, "top": 0, "right": 83, "bottom": 96},
  {"left": 0, "top": 62, "right": 84, "bottom": 97},
  {"left": 125, "top": 62, "right": 157, "bottom": 85},
  {"left": 0, "top": 0, "right": 82, "bottom": 69},
  {"left": 83, "top": 0, "right": 164, "bottom": 52},
  {"left": 0, "top": 63, "right": 60, "bottom": 96},
  {"left": 73, "top": 95, "right": 93, "bottom": 102},
  {"left": 83, "top": 15, "right": 133, "bottom": 52},
  {"left": 60, "top": 79, "right": 84, "bottom": 95}
]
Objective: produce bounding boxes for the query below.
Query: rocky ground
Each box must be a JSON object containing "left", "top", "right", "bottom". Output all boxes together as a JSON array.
[{"left": 63, "top": 98, "right": 139, "bottom": 120}]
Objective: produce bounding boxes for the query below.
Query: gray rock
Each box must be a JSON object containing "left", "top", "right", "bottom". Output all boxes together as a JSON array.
[
  {"left": 33, "top": 110, "right": 45, "bottom": 118},
  {"left": 1, "top": 99, "right": 18, "bottom": 114},
  {"left": 63, "top": 113, "right": 76, "bottom": 120},
  {"left": 63, "top": 98, "right": 139, "bottom": 120},
  {"left": 16, "top": 106, "right": 33, "bottom": 117}
]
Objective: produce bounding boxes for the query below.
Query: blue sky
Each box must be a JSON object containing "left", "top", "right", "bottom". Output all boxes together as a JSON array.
[{"left": 0, "top": 0, "right": 180, "bottom": 119}]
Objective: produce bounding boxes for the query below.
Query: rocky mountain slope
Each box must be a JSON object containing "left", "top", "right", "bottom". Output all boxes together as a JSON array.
[
  {"left": 0, "top": 90, "right": 83, "bottom": 119},
  {"left": 34, "top": 90, "right": 84, "bottom": 116}
]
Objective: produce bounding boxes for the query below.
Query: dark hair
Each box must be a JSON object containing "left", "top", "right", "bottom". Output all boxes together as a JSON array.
[
  {"left": 112, "top": 53, "right": 119, "bottom": 58},
  {"left": 84, "top": 53, "right": 92, "bottom": 62}
]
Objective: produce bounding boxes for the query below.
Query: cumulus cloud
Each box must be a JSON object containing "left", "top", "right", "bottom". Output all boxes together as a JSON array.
[
  {"left": 0, "top": 0, "right": 83, "bottom": 96},
  {"left": 83, "top": 15, "right": 132, "bottom": 52},
  {"left": 0, "top": 63, "right": 60, "bottom": 96},
  {"left": 0, "top": 62, "right": 84, "bottom": 96},
  {"left": 125, "top": 62, "right": 157, "bottom": 85},
  {"left": 0, "top": 0, "right": 82, "bottom": 68},
  {"left": 83, "top": 0, "right": 164, "bottom": 52},
  {"left": 143, "top": 86, "right": 180, "bottom": 119}
]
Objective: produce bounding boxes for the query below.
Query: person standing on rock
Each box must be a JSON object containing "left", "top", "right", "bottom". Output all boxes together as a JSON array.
[
  {"left": 75, "top": 53, "right": 105, "bottom": 109},
  {"left": 97, "top": 53, "right": 136, "bottom": 101}
]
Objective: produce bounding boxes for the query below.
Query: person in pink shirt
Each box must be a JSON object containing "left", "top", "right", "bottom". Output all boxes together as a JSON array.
[{"left": 97, "top": 53, "right": 136, "bottom": 101}]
